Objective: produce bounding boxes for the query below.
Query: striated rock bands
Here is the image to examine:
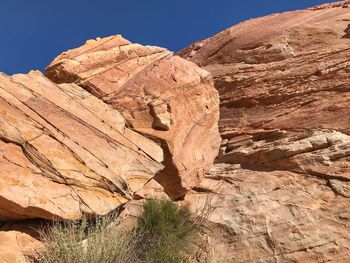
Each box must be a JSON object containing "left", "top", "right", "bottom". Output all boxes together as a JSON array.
[
  {"left": 179, "top": 2, "right": 350, "bottom": 262},
  {"left": 46, "top": 35, "right": 221, "bottom": 198},
  {"left": 0, "top": 70, "right": 164, "bottom": 220},
  {"left": 0, "top": 36, "right": 220, "bottom": 221},
  {"left": 1, "top": 1, "right": 350, "bottom": 262}
]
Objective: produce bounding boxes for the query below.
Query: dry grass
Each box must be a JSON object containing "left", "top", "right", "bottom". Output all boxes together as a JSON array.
[
  {"left": 27, "top": 199, "right": 213, "bottom": 263},
  {"left": 27, "top": 212, "right": 143, "bottom": 263}
]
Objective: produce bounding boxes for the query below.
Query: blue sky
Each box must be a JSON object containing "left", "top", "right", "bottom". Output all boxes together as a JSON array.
[{"left": 1, "top": 0, "right": 332, "bottom": 74}]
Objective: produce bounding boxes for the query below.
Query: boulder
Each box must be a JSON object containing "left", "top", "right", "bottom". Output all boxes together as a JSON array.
[
  {"left": 46, "top": 35, "right": 221, "bottom": 198},
  {"left": 0, "top": 70, "right": 163, "bottom": 220}
]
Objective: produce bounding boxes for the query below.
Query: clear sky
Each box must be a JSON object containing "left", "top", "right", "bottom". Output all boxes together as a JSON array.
[{"left": 1, "top": 0, "right": 333, "bottom": 74}]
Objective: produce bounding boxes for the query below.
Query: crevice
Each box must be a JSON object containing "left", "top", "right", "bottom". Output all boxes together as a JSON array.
[
  {"left": 342, "top": 24, "right": 350, "bottom": 38},
  {"left": 153, "top": 139, "right": 187, "bottom": 200},
  {"left": 305, "top": 169, "right": 350, "bottom": 183}
]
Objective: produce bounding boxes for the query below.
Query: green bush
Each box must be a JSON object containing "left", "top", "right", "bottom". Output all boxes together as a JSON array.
[
  {"left": 28, "top": 199, "right": 204, "bottom": 263},
  {"left": 135, "top": 199, "right": 200, "bottom": 263}
]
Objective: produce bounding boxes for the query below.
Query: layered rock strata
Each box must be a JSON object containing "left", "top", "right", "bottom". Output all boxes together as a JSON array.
[
  {"left": 0, "top": 36, "right": 220, "bottom": 221},
  {"left": 46, "top": 35, "right": 221, "bottom": 198},
  {"left": 0, "top": 70, "right": 164, "bottom": 220},
  {"left": 180, "top": 2, "right": 350, "bottom": 262}
]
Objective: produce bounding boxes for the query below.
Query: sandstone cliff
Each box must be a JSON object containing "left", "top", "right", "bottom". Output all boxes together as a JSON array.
[{"left": 179, "top": 1, "right": 350, "bottom": 262}]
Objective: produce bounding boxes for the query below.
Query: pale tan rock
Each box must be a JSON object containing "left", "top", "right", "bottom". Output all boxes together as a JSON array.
[
  {"left": 134, "top": 179, "right": 169, "bottom": 200},
  {"left": 185, "top": 164, "right": 350, "bottom": 263},
  {"left": 46, "top": 35, "right": 221, "bottom": 198}
]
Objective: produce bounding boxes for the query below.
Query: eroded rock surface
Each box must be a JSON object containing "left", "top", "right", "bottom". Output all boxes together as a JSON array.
[
  {"left": 0, "top": 36, "right": 219, "bottom": 220},
  {"left": 0, "top": 222, "right": 42, "bottom": 263},
  {"left": 180, "top": 2, "right": 350, "bottom": 262},
  {"left": 0, "top": 70, "right": 164, "bottom": 220},
  {"left": 46, "top": 35, "right": 221, "bottom": 198},
  {"left": 179, "top": 2, "right": 350, "bottom": 153},
  {"left": 185, "top": 164, "right": 350, "bottom": 263}
]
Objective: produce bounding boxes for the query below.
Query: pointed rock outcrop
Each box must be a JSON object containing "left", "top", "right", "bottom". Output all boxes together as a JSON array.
[{"left": 46, "top": 35, "right": 221, "bottom": 198}]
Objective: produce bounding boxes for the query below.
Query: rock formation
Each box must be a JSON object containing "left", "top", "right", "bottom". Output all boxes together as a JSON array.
[
  {"left": 0, "top": 70, "right": 164, "bottom": 221},
  {"left": 0, "top": 222, "right": 42, "bottom": 263},
  {"left": 0, "top": 36, "right": 220, "bottom": 262},
  {"left": 45, "top": 36, "right": 221, "bottom": 198},
  {"left": 1, "top": 1, "right": 350, "bottom": 262},
  {"left": 0, "top": 37, "right": 220, "bottom": 223},
  {"left": 179, "top": 1, "right": 350, "bottom": 262}
]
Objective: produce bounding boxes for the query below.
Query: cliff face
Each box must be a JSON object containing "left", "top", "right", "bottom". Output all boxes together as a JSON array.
[{"left": 179, "top": 2, "right": 350, "bottom": 262}]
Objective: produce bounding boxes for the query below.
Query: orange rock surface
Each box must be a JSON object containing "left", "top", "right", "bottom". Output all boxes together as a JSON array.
[
  {"left": 0, "top": 37, "right": 220, "bottom": 221},
  {"left": 0, "top": 70, "right": 163, "bottom": 220},
  {"left": 46, "top": 36, "right": 221, "bottom": 198},
  {"left": 0, "top": 223, "right": 42, "bottom": 263}
]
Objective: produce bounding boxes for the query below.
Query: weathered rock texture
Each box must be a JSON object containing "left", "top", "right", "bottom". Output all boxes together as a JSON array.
[
  {"left": 0, "top": 70, "right": 164, "bottom": 220},
  {"left": 0, "top": 37, "right": 219, "bottom": 221},
  {"left": 180, "top": 1, "right": 350, "bottom": 262},
  {"left": 46, "top": 35, "right": 221, "bottom": 198},
  {"left": 185, "top": 164, "right": 350, "bottom": 262},
  {"left": 0, "top": 222, "right": 42, "bottom": 263}
]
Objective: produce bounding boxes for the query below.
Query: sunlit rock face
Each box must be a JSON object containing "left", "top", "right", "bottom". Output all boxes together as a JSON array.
[
  {"left": 0, "top": 35, "right": 220, "bottom": 221},
  {"left": 0, "top": 34, "right": 222, "bottom": 262},
  {"left": 0, "top": 70, "right": 163, "bottom": 220},
  {"left": 179, "top": 2, "right": 350, "bottom": 262},
  {"left": 46, "top": 35, "right": 221, "bottom": 198}
]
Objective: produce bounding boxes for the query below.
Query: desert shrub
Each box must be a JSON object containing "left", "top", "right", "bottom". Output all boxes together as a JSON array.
[
  {"left": 28, "top": 199, "right": 208, "bottom": 263},
  {"left": 134, "top": 199, "right": 201, "bottom": 263},
  {"left": 28, "top": 213, "right": 142, "bottom": 263}
]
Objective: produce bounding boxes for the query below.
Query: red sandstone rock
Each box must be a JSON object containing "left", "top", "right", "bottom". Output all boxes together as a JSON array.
[
  {"left": 179, "top": 2, "right": 350, "bottom": 262},
  {"left": 46, "top": 35, "right": 221, "bottom": 198}
]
